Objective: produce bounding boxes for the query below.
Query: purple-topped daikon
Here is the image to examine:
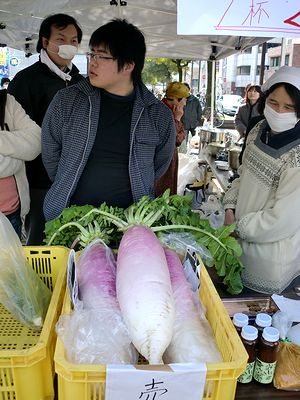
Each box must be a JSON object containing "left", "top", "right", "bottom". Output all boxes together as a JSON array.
[
  {"left": 163, "top": 247, "right": 221, "bottom": 363},
  {"left": 116, "top": 226, "right": 175, "bottom": 364}
]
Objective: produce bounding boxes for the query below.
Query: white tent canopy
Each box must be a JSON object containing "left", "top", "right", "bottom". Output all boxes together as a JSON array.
[{"left": 0, "top": 0, "right": 271, "bottom": 60}]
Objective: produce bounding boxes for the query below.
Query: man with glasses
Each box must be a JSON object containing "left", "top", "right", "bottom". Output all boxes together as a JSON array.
[
  {"left": 9, "top": 13, "right": 83, "bottom": 244},
  {"left": 42, "top": 19, "right": 176, "bottom": 222}
]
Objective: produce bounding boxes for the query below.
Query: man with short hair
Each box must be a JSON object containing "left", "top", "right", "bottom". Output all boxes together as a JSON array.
[
  {"left": 9, "top": 13, "right": 83, "bottom": 244},
  {"left": 42, "top": 19, "right": 176, "bottom": 222},
  {"left": 182, "top": 83, "right": 202, "bottom": 146}
]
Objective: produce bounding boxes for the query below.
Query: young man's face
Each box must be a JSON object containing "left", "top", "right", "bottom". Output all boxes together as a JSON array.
[
  {"left": 88, "top": 45, "right": 134, "bottom": 95},
  {"left": 42, "top": 24, "right": 79, "bottom": 68}
]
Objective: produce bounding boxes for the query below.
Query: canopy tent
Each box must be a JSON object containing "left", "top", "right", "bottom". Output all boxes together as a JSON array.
[{"left": 0, "top": 0, "right": 271, "bottom": 60}]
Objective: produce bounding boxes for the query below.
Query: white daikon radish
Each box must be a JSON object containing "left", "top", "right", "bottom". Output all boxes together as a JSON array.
[
  {"left": 116, "top": 225, "right": 175, "bottom": 364},
  {"left": 163, "top": 247, "right": 222, "bottom": 363}
]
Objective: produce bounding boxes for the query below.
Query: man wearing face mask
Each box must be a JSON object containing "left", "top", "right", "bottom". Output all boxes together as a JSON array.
[
  {"left": 223, "top": 66, "right": 300, "bottom": 295},
  {"left": 8, "top": 13, "right": 83, "bottom": 245}
]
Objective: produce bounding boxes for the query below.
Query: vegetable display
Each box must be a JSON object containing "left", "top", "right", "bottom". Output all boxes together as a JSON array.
[
  {"left": 163, "top": 247, "right": 221, "bottom": 363},
  {"left": 56, "top": 240, "right": 137, "bottom": 364},
  {"left": 0, "top": 212, "right": 51, "bottom": 330},
  {"left": 45, "top": 190, "right": 244, "bottom": 294},
  {"left": 117, "top": 226, "right": 175, "bottom": 364}
]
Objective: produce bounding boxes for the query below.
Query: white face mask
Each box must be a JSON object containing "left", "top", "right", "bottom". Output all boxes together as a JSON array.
[
  {"left": 264, "top": 103, "right": 299, "bottom": 133},
  {"left": 57, "top": 44, "right": 77, "bottom": 60}
]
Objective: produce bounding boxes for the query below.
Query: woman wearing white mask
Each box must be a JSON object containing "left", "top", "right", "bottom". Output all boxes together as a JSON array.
[{"left": 223, "top": 66, "right": 300, "bottom": 294}]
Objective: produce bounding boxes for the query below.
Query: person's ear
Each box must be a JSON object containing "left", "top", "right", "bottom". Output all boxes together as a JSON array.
[
  {"left": 42, "top": 37, "right": 49, "bottom": 49},
  {"left": 124, "top": 61, "right": 135, "bottom": 73}
]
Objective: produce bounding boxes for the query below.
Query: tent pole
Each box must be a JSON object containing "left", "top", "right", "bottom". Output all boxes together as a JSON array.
[{"left": 210, "top": 59, "right": 215, "bottom": 128}]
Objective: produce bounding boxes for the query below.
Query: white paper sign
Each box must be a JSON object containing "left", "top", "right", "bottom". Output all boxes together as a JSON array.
[
  {"left": 178, "top": 0, "right": 300, "bottom": 37},
  {"left": 105, "top": 363, "right": 207, "bottom": 400}
]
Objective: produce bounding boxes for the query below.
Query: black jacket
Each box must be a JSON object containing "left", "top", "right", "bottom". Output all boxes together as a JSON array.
[{"left": 8, "top": 60, "right": 84, "bottom": 188}]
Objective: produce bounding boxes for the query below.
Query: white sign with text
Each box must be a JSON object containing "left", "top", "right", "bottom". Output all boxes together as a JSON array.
[
  {"left": 105, "top": 363, "right": 207, "bottom": 400},
  {"left": 178, "top": 0, "right": 300, "bottom": 37}
]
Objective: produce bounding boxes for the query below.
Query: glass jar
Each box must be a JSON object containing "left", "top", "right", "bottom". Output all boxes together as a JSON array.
[
  {"left": 253, "top": 326, "right": 280, "bottom": 384},
  {"left": 237, "top": 325, "right": 258, "bottom": 383},
  {"left": 233, "top": 313, "right": 249, "bottom": 336},
  {"left": 254, "top": 313, "right": 272, "bottom": 338}
]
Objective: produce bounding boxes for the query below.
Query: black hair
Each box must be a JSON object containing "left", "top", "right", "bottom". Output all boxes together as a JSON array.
[
  {"left": 89, "top": 19, "right": 146, "bottom": 85},
  {"left": 36, "top": 13, "right": 82, "bottom": 53},
  {"left": 245, "top": 84, "right": 262, "bottom": 105},
  {"left": 258, "top": 82, "right": 300, "bottom": 118},
  {"left": 184, "top": 82, "right": 190, "bottom": 90},
  {"left": 1, "top": 77, "right": 10, "bottom": 87}
]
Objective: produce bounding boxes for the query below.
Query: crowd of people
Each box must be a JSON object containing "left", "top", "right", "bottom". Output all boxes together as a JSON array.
[{"left": 1, "top": 11, "right": 300, "bottom": 295}]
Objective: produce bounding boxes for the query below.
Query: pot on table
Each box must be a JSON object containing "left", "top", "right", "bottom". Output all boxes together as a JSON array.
[
  {"left": 228, "top": 145, "right": 242, "bottom": 170},
  {"left": 206, "top": 141, "right": 226, "bottom": 156}
]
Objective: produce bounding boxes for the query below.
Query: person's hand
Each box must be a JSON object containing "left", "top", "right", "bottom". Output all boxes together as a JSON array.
[
  {"left": 173, "top": 103, "right": 185, "bottom": 121},
  {"left": 224, "top": 208, "right": 235, "bottom": 226}
]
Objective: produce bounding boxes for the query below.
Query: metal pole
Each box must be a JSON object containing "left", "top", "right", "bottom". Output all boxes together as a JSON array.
[{"left": 210, "top": 60, "right": 215, "bottom": 128}]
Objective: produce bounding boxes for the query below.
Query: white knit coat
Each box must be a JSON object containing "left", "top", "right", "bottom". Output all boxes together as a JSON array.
[
  {"left": 223, "top": 120, "right": 300, "bottom": 294},
  {"left": 0, "top": 94, "right": 41, "bottom": 217}
]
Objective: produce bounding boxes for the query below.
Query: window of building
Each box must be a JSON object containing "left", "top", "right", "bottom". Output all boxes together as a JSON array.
[
  {"left": 285, "top": 54, "right": 290, "bottom": 66},
  {"left": 237, "top": 65, "right": 251, "bottom": 75},
  {"left": 270, "top": 56, "right": 281, "bottom": 67},
  {"left": 256, "top": 66, "right": 261, "bottom": 75},
  {"left": 243, "top": 47, "right": 252, "bottom": 54}
]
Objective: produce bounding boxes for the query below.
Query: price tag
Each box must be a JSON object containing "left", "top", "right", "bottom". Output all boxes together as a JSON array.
[
  {"left": 105, "top": 363, "right": 207, "bottom": 400},
  {"left": 183, "top": 250, "right": 201, "bottom": 292},
  {"left": 66, "top": 249, "right": 79, "bottom": 306}
]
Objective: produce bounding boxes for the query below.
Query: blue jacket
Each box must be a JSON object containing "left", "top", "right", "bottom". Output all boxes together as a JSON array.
[{"left": 42, "top": 78, "right": 176, "bottom": 221}]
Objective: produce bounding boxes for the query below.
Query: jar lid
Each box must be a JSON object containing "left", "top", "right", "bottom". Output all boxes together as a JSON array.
[
  {"left": 241, "top": 325, "right": 258, "bottom": 341},
  {"left": 255, "top": 313, "right": 272, "bottom": 328},
  {"left": 233, "top": 313, "right": 249, "bottom": 328},
  {"left": 262, "top": 326, "right": 280, "bottom": 342}
]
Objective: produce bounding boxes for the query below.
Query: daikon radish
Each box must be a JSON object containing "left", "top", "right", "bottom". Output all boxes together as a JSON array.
[
  {"left": 116, "top": 226, "right": 175, "bottom": 364},
  {"left": 56, "top": 240, "right": 137, "bottom": 364},
  {"left": 163, "top": 247, "right": 222, "bottom": 363},
  {"left": 76, "top": 239, "right": 117, "bottom": 309}
]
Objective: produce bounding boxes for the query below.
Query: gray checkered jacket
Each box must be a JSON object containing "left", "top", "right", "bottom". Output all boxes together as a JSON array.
[{"left": 42, "top": 78, "right": 176, "bottom": 221}]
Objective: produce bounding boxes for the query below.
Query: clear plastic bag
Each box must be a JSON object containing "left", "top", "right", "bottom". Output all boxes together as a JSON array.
[
  {"left": 0, "top": 212, "right": 52, "bottom": 329},
  {"left": 273, "top": 342, "right": 300, "bottom": 390},
  {"left": 56, "top": 240, "right": 138, "bottom": 364},
  {"left": 158, "top": 231, "right": 214, "bottom": 267}
]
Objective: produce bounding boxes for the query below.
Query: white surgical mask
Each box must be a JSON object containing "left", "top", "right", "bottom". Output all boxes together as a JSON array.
[
  {"left": 264, "top": 103, "right": 299, "bottom": 133},
  {"left": 57, "top": 44, "right": 77, "bottom": 60}
]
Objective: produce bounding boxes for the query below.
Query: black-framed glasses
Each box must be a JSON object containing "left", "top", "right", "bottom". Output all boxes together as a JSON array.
[{"left": 86, "top": 52, "right": 116, "bottom": 62}]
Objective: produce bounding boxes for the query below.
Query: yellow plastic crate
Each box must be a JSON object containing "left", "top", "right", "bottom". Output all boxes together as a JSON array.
[
  {"left": 55, "top": 260, "right": 248, "bottom": 400},
  {"left": 0, "top": 246, "right": 70, "bottom": 400}
]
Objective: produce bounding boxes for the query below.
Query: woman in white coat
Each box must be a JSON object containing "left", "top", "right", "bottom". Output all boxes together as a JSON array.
[
  {"left": 0, "top": 91, "right": 40, "bottom": 238},
  {"left": 223, "top": 66, "right": 300, "bottom": 294}
]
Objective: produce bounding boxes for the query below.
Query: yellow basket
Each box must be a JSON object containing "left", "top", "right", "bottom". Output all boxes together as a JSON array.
[
  {"left": 55, "top": 260, "right": 248, "bottom": 400},
  {"left": 0, "top": 246, "right": 70, "bottom": 400}
]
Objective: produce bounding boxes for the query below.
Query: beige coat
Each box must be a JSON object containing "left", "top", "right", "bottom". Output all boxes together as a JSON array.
[
  {"left": 0, "top": 94, "right": 41, "bottom": 216},
  {"left": 223, "top": 120, "right": 300, "bottom": 294}
]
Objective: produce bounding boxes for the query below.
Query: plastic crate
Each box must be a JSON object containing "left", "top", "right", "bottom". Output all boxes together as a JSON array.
[
  {"left": 55, "top": 260, "right": 248, "bottom": 400},
  {"left": 0, "top": 246, "right": 70, "bottom": 400}
]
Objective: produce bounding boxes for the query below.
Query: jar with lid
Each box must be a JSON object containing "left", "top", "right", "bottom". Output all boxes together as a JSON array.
[
  {"left": 237, "top": 325, "right": 258, "bottom": 383},
  {"left": 254, "top": 313, "right": 272, "bottom": 338},
  {"left": 253, "top": 326, "right": 280, "bottom": 384},
  {"left": 233, "top": 313, "right": 249, "bottom": 335}
]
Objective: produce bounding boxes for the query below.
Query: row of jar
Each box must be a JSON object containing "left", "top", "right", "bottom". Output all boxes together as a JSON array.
[{"left": 233, "top": 312, "right": 279, "bottom": 384}]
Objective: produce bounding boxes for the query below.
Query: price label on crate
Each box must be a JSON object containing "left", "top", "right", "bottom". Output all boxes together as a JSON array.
[{"left": 105, "top": 363, "right": 207, "bottom": 400}]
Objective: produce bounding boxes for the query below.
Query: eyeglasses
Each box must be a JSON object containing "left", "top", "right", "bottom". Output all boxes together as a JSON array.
[{"left": 86, "top": 52, "right": 116, "bottom": 62}]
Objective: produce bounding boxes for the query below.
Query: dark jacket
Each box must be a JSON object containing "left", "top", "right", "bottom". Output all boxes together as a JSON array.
[
  {"left": 42, "top": 78, "right": 176, "bottom": 221},
  {"left": 234, "top": 102, "right": 260, "bottom": 137},
  {"left": 182, "top": 94, "right": 202, "bottom": 131},
  {"left": 8, "top": 60, "right": 83, "bottom": 189}
]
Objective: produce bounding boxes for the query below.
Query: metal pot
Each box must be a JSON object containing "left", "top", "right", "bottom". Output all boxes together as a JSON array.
[
  {"left": 200, "top": 128, "right": 225, "bottom": 144},
  {"left": 206, "top": 141, "right": 226, "bottom": 156},
  {"left": 228, "top": 145, "right": 242, "bottom": 170}
]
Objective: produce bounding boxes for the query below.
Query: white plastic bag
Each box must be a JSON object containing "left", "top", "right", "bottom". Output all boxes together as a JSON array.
[{"left": 0, "top": 212, "right": 51, "bottom": 329}]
